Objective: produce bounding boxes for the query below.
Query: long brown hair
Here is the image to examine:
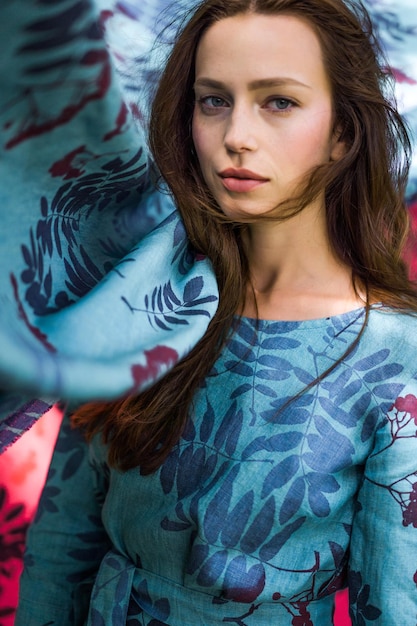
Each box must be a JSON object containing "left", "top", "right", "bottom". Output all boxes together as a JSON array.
[{"left": 73, "top": 0, "right": 416, "bottom": 473}]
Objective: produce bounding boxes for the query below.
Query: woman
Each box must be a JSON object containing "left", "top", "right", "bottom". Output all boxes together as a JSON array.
[{"left": 16, "top": 0, "right": 417, "bottom": 624}]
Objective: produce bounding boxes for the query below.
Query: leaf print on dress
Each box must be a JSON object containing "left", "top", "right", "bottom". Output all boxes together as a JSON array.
[
  {"left": 221, "top": 601, "right": 263, "bottom": 625},
  {"left": 348, "top": 570, "right": 381, "bottom": 625},
  {"left": 261, "top": 344, "right": 408, "bottom": 527},
  {"left": 127, "top": 579, "right": 170, "bottom": 626},
  {"left": 304, "top": 416, "right": 355, "bottom": 473},
  {"left": 120, "top": 219, "right": 217, "bottom": 332},
  {"left": 18, "top": 148, "right": 149, "bottom": 316},
  {"left": 260, "top": 394, "right": 316, "bottom": 425},
  {"left": 257, "top": 409, "right": 348, "bottom": 524},
  {"left": 130, "top": 346, "right": 178, "bottom": 389},
  {"left": 140, "top": 276, "right": 217, "bottom": 331},
  {"left": 364, "top": 395, "right": 417, "bottom": 527},
  {"left": 402, "top": 482, "right": 417, "bottom": 528},
  {"left": 241, "top": 431, "right": 303, "bottom": 461},
  {"left": 4, "top": 0, "right": 112, "bottom": 150},
  {"left": 389, "top": 394, "right": 417, "bottom": 439},
  {"left": 220, "top": 562, "right": 323, "bottom": 626},
  {"left": 261, "top": 456, "right": 300, "bottom": 498},
  {"left": 222, "top": 556, "right": 266, "bottom": 602},
  {"left": 160, "top": 399, "right": 309, "bottom": 604},
  {"left": 220, "top": 492, "right": 255, "bottom": 548}
]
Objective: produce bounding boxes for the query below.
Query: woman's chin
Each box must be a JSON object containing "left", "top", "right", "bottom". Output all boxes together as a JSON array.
[{"left": 218, "top": 203, "right": 284, "bottom": 223}]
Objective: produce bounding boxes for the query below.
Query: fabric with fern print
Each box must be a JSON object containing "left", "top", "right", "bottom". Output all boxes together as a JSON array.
[
  {"left": 1, "top": 0, "right": 417, "bottom": 452},
  {"left": 0, "top": 0, "right": 219, "bottom": 452},
  {"left": 16, "top": 306, "right": 417, "bottom": 625}
]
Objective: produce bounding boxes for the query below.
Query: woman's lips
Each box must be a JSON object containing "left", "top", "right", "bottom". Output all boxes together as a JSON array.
[
  {"left": 219, "top": 168, "right": 269, "bottom": 193},
  {"left": 221, "top": 177, "right": 268, "bottom": 192}
]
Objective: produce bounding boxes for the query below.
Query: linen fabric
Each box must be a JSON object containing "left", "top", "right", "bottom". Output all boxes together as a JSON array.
[
  {"left": 0, "top": 0, "right": 417, "bottom": 450},
  {"left": 16, "top": 307, "right": 417, "bottom": 625}
]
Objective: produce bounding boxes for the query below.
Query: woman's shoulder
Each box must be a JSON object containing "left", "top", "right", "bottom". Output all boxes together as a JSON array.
[
  {"left": 367, "top": 305, "right": 417, "bottom": 336},
  {"left": 364, "top": 305, "right": 417, "bottom": 369}
]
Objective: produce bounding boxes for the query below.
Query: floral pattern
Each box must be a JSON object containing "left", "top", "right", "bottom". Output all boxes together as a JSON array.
[
  {"left": 0, "top": 0, "right": 220, "bottom": 444},
  {"left": 16, "top": 308, "right": 417, "bottom": 625},
  {"left": 0, "top": 0, "right": 417, "bottom": 446},
  {"left": 348, "top": 571, "right": 381, "bottom": 626},
  {"left": 1, "top": 1, "right": 417, "bottom": 625}
]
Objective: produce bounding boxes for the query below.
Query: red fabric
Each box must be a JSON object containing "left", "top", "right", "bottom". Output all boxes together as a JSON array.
[
  {"left": 0, "top": 408, "right": 62, "bottom": 626},
  {"left": 334, "top": 589, "right": 351, "bottom": 625}
]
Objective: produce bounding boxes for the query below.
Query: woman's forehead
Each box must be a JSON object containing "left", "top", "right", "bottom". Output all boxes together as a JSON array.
[{"left": 194, "top": 14, "right": 330, "bottom": 91}]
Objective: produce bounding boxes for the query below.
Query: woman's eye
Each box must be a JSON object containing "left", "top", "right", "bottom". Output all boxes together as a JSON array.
[
  {"left": 267, "top": 98, "right": 295, "bottom": 111},
  {"left": 198, "top": 95, "right": 228, "bottom": 109}
]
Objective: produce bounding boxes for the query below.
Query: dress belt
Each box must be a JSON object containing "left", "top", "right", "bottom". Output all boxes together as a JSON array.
[{"left": 86, "top": 549, "right": 336, "bottom": 626}]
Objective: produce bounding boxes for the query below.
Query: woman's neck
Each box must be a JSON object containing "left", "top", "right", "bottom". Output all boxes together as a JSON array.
[{"left": 242, "top": 206, "right": 365, "bottom": 321}]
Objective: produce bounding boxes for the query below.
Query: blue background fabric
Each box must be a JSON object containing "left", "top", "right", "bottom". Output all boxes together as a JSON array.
[{"left": 0, "top": 0, "right": 416, "bottom": 451}]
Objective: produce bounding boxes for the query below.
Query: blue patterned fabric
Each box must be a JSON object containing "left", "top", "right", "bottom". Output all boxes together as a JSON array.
[
  {"left": 0, "top": 0, "right": 219, "bottom": 450},
  {"left": 0, "top": 0, "right": 417, "bottom": 452},
  {"left": 16, "top": 307, "right": 417, "bottom": 624}
]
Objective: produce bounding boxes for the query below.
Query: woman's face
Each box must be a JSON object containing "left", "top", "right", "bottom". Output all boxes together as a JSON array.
[{"left": 192, "top": 13, "right": 344, "bottom": 220}]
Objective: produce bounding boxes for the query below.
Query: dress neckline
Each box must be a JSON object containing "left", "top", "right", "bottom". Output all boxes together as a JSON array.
[{"left": 235, "top": 304, "right": 383, "bottom": 330}]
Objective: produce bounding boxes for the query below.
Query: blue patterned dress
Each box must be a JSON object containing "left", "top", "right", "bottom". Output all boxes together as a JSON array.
[
  {"left": 1, "top": 0, "right": 417, "bottom": 623},
  {"left": 1, "top": 0, "right": 417, "bottom": 450},
  {"left": 16, "top": 306, "right": 417, "bottom": 625}
]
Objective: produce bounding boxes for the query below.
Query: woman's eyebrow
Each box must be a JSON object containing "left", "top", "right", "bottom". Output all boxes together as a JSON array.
[
  {"left": 249, "top": 77, "right": 311, "bottom": 90},
  {"left": 194, "top": 77, "right": 311, "bottom": 90}
]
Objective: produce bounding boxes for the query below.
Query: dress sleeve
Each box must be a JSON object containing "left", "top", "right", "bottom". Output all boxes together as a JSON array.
[
  {"left": 15, "top": 414, "right": 111, "bottom": 626},
  {"left": 349, "top": 377, "right": 417, "bottom": 624}
]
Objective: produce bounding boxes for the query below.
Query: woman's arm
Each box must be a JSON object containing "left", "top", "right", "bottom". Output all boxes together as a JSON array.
[
  {"left": 15, "top": 413, "right": 111, "bottom": 625},
  {"left": 349, "top": 377, "right": 417, "bottom": 624}
]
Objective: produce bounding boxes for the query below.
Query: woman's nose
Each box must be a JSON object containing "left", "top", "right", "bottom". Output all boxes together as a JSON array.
[{"left": 224, "top": 106, "right": 258, "bottom": 153}]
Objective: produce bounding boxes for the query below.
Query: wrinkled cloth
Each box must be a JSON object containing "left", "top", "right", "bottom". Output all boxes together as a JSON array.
[
  {"left": 0, "top": 0, "right": 416, "bottom": 451},
  {"left": 0, "top": 0, "right": 218, "bottom": 450},
  {"left": 16, "top": 307, "right": 417, "bottom": 624}
]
